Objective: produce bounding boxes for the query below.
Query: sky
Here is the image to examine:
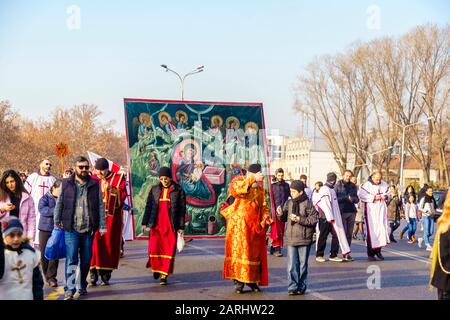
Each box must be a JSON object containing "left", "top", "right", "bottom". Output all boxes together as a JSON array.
[{"left": 0, "top": 0, "right": 448, "bottom": 136}]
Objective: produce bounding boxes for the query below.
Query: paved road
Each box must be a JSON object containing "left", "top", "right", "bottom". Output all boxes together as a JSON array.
[{"left": 44, "top": 221, "right": 437, "bottom": 300}]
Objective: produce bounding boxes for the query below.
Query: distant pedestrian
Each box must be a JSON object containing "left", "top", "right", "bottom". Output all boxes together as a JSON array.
[
  {"left": 429, "top": 189, "right": 450, "bottom": 300},
  {"left": 270, "top": 168, "right": 290, "bottom": 257},
  {"left": 400, "top": 195, "right": 419, "bottom": 244},
  {"left": 277, "top": 180, "right": 318, "bottom": 295},
  {"left": 387, "top": 185, "right": 402, "bottom": 243},
  {"left": 351, "top": 177, "right": 364, "bottom": 241},
  {"left": 299, "top": 175, "right": 313, "bottom": 199},
  {"left": 419, "top": 186, "right": 437, "bottom": 252},
  {"left": 335, "top": 170, "right": 359, "bottom": 261}
]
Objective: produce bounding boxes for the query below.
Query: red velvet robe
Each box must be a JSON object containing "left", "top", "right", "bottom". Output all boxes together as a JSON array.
[
  {"left": 145, "top": 187, "right": 177, "bottom": 275},
  {"left": 90, "top": 172, "right": 127, "bottom": 271}
]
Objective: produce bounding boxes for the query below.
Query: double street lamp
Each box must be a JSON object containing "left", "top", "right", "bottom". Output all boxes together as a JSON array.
[
  {"left": 390, "top": 116, "right": 433, "bottom": 194},
  {"left": 351, "top": 145, "right": 394, "bottom": 180},
  {"left": 160, "top": 64, "right": 205, "bottom": 100}
]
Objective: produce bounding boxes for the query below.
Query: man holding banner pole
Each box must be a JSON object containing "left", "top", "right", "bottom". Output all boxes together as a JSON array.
[{"left": 89, "top": 158, "right": 127, "bottom": 286}]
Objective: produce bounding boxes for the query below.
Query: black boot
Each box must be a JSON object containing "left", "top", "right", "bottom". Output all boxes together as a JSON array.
[
  {"left": 234, "top": 280, "right": 244, "bottom": 293},
  {"left": 89, "top": 269, "right": 98, "bottom": 286},
  {"left": 247, "top": 283, "right": 261, "bottom": 292}
]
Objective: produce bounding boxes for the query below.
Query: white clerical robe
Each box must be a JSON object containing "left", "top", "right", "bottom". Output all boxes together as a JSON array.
[
  {"left": 358, "top": 180, "right": 391, "bottom": 249},
  {"left": 24, "top": 173, "right": 56, "bottom": 245},
  {"left": 312, "top": 185, "right": 351, "bottom": 255}
]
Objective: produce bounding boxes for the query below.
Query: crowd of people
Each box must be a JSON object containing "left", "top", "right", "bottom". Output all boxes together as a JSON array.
[{"left": 0, "top": 158, "right": 449, "bottom": 300}]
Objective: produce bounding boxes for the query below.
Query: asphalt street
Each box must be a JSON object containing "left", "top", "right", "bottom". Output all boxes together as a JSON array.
[{"left": 44, "top": 220, "right": 437, "bottom": 300}]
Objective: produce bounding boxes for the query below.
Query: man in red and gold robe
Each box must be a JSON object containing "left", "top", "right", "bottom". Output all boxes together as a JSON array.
[
  {"left": 141, "top": 167, "right": 185, "bottom": 285},
  {"left": 221, "top": 163, "right": 273, "bottom": 293},
  {"left": 89, "top": 158, "right": 127, "bottom": 286}
]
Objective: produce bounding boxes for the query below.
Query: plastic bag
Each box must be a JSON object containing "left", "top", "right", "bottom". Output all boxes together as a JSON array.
[
  {"left": 45, "top": 229, "right": 66, "bottom": 260},
  {"left": 177, "top": 233, "right": 185, "bottom": 253}
]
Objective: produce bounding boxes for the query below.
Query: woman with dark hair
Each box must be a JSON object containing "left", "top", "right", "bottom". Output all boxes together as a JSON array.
[
  {"left": 403, "top": 185, "right": 416, "bottom": 204},
  {"left": 419, "top": 186, "right": 438, "bottom": 251},
  {"left": 0, "top": 170, "right": 36, "bottom": 242}
]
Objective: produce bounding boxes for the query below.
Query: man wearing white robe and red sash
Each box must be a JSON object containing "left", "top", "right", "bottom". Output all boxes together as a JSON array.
[
  {"left": 358, "top": 170, "right": 391, "bottom": 261},
  {"left": 312, "top": 172, "right": 350, "bottom": 262},
  {"left": 89, "top": 158, "right": 127, "bottom": 285},
  {"left": 24, "top": 159, "right": 56, "bottom": 245}
]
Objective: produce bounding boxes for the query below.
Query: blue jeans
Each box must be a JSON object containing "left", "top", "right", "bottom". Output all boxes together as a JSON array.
[
  {"left": 287, "top": 244, "right": 311, "bottom": 293},
  {"left": 422, "top": 216, "right": 434, "bottom": 246},
  {"left": 407, "top": 218, "right": 417, "bottom": 239},
  {"left": 64, "top": 230, "right": 94, "bottom": 293}
]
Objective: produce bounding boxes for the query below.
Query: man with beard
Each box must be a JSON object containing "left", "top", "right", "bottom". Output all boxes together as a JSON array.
[
  {"left": 24, "top": 159, "right": 56, "bottom": 246},
  {"left": 89, "top": 158, "right": 127, "bottom": 286},
  {"left": 54, "top": 156, "right": 107, "bottom": 300}
]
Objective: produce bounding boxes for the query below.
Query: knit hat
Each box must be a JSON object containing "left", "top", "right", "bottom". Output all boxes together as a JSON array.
[
  {"left": 326, "top": 172, "right": 337, "bottom": 183},
  {"left": 290, "top": 180, "right": 305, "bottom": 193},
  {"left": 159, "top": 166, "right": 172, "bottom": 178},
  {"left": 248, "top": 164, "right": 262, "bottom": 174},
  {"left": 94, "top": 158, "right": 109, "bottom": 170},
  {"left": 2, "top": 218, "right": 23, "bottom": 237}
]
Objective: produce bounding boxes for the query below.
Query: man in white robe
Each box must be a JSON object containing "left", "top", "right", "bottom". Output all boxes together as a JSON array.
[
  {"left": 24, "top": 159, "right": 56, "bottom": 246},
  {"left": 312, "top": 173, "right": 351, "bottom": 262},
  {"left": 358, "top": 170, "right": 391, "bottom": 261}
]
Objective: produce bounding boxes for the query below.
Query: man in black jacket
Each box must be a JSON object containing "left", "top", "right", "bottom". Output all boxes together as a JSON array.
[
  {"left": 54, "top": 156, "right": 107, "bottom": 300},
  {"left": 335, "top": 170, "right": 359, "bottom": 262},
  {"left": 142, "top": 167, "right": 186, "bottom": 285}
]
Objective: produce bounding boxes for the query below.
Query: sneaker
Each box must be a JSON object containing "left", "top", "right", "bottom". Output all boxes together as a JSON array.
[
  {"left": 407, "top": 240, "right": 414, "bottom": 244},
  {"left": 64, "top": 291, "right": 74, "bottom": 300},
  {"left": 399, "top": 231, "right": 404, "bottom": 240},
  {"left": 343, "top": 255, "right": 354, "bottom": 262},
  {"left": 426, "top": 245, "right": 432, "bottom": 251},
  {"left": 315, "top": 256, "right": 326, "bottom": 263},
  {"left": 101, "top": 273, "right": 111, "bottom": 286},
  {"left": 329, "top": 256, "right": 343, "bottom": 262},
  {"left": 160, "top": 275, "right": 168, "bottom": 285},
  {"left": 288, "top": 290, "right": 298, "bottom": 296},
  {"left": 418, "top": 238, "right": 424, "bottom": 248}
]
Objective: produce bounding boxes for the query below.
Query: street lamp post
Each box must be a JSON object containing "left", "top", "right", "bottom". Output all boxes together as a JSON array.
[
  {"left": 391, "top": 117, "right": 433, "bottom": 194},
  {"left": 351, "top": 145, "right": 393, "bottom": 180},
  {"left": 160, "top": 64, "right": 204, "bottom": 100}
]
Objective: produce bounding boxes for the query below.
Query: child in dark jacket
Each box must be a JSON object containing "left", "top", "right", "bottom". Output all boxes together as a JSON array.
[
  {"left": 38, "top": 180, "right": 62, "bottom": 287},
  {"left": 0, "top": 217, "right": 44, "bottom": 300},
  {"left": 277, "top": 180, "right": 318, "bottom": 296}
]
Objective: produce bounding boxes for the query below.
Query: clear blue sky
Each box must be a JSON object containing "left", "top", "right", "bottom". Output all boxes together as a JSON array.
[{"left": 0, "top": 0, "right": 448, "bottom": 136}]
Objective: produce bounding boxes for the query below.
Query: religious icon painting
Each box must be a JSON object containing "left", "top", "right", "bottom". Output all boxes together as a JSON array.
[{"left": 124, "top": 98, "right": 273, "bottom": 238}]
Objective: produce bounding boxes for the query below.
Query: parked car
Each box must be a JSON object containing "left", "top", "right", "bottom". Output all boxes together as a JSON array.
[{"left": 433, "top": 189, "right": 448, "bottom": 221}]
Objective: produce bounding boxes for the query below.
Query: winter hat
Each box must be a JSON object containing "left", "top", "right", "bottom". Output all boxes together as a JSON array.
[
  {"left": 248, "top": 164, "right": 262, "bottom": 174},
  {"left": 2, "top": 218, "right": 23, "bottom": 237},
  {"left": 326, "top": 172, "right": 337, "bottom": 183},
  {"left": 159, "top": 166, "right": 172, "bottom": 178},
  {"left": 290, "top": 180, "right": 305, "bottom": 193},
  {"left": 94, "top": 158, "right": 109, "bottom": 170}
]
